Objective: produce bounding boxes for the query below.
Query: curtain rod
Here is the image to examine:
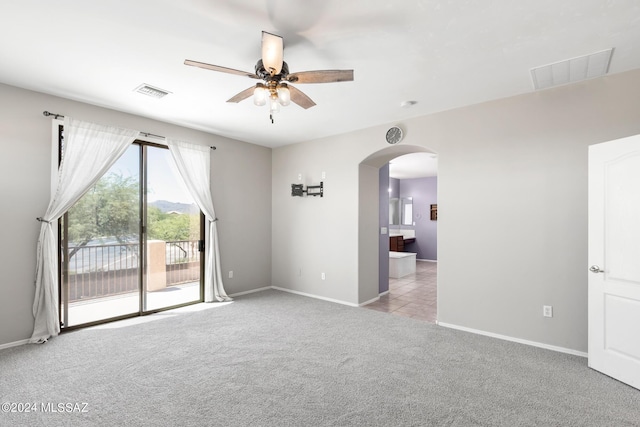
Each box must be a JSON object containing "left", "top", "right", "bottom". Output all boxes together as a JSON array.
[{"left": 43, "top": 111, "right": 216, "bottom": 150}]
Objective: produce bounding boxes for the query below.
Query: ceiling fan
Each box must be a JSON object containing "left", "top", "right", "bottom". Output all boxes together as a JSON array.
[{"left": 185, "top": 31, "right": 354, "bottom": 123}]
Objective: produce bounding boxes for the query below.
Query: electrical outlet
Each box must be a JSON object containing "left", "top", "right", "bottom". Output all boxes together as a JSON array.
[
  {"left": 321, "top": 171, "right": 326, "bottom": 179},
  {"left": 297, "top": 173, "right": 302, "bottom": 181},
  {"left": 228, "top": 271, "right": 233, "bottom": 279},
  {"left": 298, "top": 268, "right": 302, "bottom": 277},
  {"left": 321, "top": 272, "right": 325, "bottom": 280},
  {"left": 543, "top": 305, "right": 553, "bottom": 318}
]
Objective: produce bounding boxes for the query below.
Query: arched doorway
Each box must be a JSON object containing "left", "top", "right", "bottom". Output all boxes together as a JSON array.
[{"left": 358, "top": 145, "right": 438, "bottom": 320}]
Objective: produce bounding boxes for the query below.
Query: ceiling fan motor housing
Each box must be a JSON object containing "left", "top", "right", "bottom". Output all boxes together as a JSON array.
[{"left": 255, "top": 59, "right": 289, "bottom": 81}]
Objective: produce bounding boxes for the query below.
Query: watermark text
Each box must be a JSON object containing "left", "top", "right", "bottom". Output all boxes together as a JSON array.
[{"left": 2, "top": 402, "right": 89, "bottom": 414}]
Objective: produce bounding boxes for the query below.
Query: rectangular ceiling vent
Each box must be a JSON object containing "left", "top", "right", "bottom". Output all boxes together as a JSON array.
[
  {"left": 134, "top": 83, "right": 171, "bottom": 99},
  {"left": 530, "top": 48, "right": 613, "bottom": 91}
]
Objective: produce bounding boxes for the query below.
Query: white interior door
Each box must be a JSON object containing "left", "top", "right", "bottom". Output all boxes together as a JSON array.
[{"left": 588, "top": 134, "right": 640, "bottom": 390}]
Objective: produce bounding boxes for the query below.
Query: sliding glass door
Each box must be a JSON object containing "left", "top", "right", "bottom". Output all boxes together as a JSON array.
[
  {"left": 60, "top": 141, "right": 203, "bottom": 328},
  {"left": 144, "top": 146, "right": 203, "bottom": 311}
]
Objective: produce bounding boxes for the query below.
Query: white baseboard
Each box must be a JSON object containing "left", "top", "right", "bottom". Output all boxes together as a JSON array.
[
  {"left": 271, "top": 286, "right": 359, "bottom": 307},
  {"left": 222, "top": 285, "right": 401, "bottom": 309},
  {"left": 437, "top": 322, "right": 587, "bottom": 358},
  {"left": 229, "top": 286, "right": 272, "bottom": 297},
  {"left": 417, "top": 259, "right": 437, "bottom": 263},
  {"left": 359, "top": 295, "right": 381, "bottom": 307},
  {"left": 0, "top": 339, "right": 30, "bottom": 350}
]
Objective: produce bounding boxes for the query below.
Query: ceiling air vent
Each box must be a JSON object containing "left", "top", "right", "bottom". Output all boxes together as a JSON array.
[
  {"left": 134, "top": 83, "right": 171, "bottom": 99},
  {"left": 530, "top": 48, "right": 613, "bottom": 91}
]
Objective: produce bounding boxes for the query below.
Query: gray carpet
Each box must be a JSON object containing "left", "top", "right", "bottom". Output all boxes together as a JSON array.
[{"left": 1, "top": 289, "right": 639, "bottom": 426}]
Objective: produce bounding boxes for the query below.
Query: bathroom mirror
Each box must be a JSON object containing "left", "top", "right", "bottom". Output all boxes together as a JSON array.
[
  {"left": 401, "top": 198, "right": 413, "bottom": 225},
  {"left": 389, "top": 198, "right": 400, "bottom": 225}
]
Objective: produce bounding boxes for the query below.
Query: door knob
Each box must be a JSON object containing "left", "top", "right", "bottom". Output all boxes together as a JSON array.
[{"left": 589, "top": 265, "right": 605, "bottom": 273}]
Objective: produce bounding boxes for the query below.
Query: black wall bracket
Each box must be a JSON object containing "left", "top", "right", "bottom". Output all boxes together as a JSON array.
[{"left": 291, "top": 181, "right": 323, "bottom": 197}]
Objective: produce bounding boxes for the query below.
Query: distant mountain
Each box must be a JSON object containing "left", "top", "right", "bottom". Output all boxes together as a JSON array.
[{"left": 149, "top": 200, "right": 199, "bottom": 214}]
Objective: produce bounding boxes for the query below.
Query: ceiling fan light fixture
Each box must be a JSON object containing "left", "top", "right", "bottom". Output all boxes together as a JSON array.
[
  {"left": 277, "top": 83, "right": 291, "bottom": 106},
  {"left": 270, "top": 96, "right": 281, "bottom": 114},
  {"left": 262, "top": 31, "right": 283, "bottom": 76},
  {"left": 253, "top": 83, "right": 267, "bottom": 106}
]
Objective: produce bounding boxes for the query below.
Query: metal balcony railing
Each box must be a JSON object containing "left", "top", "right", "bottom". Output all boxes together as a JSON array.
[{"left": 64, "top": 240, "right": 201, "bottom": 302}]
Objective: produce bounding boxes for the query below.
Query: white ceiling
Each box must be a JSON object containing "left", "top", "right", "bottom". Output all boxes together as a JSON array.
[
  {"left": 1, "top": 1, "right": 639, "bottom": 148},
  {"left": 390, "top": 153, "right": 438, "bottom": 179}
]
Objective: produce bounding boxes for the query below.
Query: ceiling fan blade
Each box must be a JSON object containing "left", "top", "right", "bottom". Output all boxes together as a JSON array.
[
  {"left": 288, "top": 85, "right": 316, "bottom": 109},
  {"left": 184, "top": 59, "right": 260, "bottom": 79},
  {"left": 261, "top": 31, "right": 284, "bottom": 75},
  {"left": 287, "top": 69, "right": 354, "bottom": 84},
  {"left": 226, "top": 86, "right": 256, "bottom": 103}
]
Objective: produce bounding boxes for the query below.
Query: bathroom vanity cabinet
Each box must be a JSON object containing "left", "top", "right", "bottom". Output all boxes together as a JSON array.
[
  {"left": 390, "top": 234, "right": 416, "bottom": 252},
  {"left": 390, "top": 235, "right": 404, "bottom": 252}
]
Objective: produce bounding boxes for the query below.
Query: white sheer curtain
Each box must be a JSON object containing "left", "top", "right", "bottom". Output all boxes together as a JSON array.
[
  {"left": 30, "top": 117, "right": 138, "bottom": 343},
  {"left": 167, "top": 139, "right": 231, "bottom": 303}
]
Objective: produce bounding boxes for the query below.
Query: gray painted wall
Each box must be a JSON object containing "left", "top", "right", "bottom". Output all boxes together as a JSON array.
[
  {"left": 378, "top": 164, "right": 389, "bottom": 294},
  {"left": 271, "top": 140, "right": 360, "bottom": 304},
  {"left": 273, "top": 68, "right": 640, "bottom": 353},
  {"left": 0, "top": 83, "right": 272, "bottom": 347},
  {"left": 401, "top": 177, "right": 437, "bottom": 261},
  {"left": 4, "top": 68, "right": 640, "bottom": 354},
  {"left": 358, "top": 164, "right": 380, "bottom": 304}
]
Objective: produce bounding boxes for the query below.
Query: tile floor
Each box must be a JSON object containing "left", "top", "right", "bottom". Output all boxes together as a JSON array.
[{"left": 363, "top": 260, "right": 437, "bottom": 322}]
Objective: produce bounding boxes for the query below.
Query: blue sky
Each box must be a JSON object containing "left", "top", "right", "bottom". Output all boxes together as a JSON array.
[{"left": 109, "top": 145, "right": 195, "bottom": 204}]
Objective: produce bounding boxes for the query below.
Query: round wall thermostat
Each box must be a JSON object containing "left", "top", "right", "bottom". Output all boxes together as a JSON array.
[{"left": 386, "top": 126, "right": 403, "bottom": 144}]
